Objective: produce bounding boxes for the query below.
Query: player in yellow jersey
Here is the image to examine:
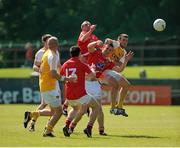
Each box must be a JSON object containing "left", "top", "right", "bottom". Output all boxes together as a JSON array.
[
  {"left": 24, "top": 37, "right": 75, "bottom": 137},
  {"left": 27, "top": 34, "right": 52, "bottom": 132},
  {"left": 104, "top": 34, "right": 134, "bottom": 116}
]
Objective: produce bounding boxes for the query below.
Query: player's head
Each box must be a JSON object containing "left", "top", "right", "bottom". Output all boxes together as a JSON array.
[
  {"left": 25, "top": 42, "right": 33, "bottom": 49},
  {"left": 81, "top": 20, "right": 91, "bottom": 31},
  {"left": 117, "top": 33, "right": 128, "bottom": 48},
  {"left": 70, "top": 46, "right": 80, "bottom": 57},
  {"left": 42, "top": 34, "right": 52, "bottom": 44},
  {"left": 102, "top": 43, "right": 114, "bottom": 56},
  {"left": 42, "top": 34, "right": 52, "bottom": 48},
  {"left": 47, "top": 36, "right": 59, "bottom": 51}
]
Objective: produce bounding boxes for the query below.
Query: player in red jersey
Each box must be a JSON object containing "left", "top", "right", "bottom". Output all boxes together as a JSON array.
[
  {"left": 85, "top": 40, "right": 115, "bottom": 136},
  {"left": 62, "top": 20, "right": 100, "bottom": 116},
  {"left": 87, "top": 40, "right": 131, "bottom": 116},
  {"left": 77, "top": 20, "right": 101, "bottom": 61},
  {"left": 60, "top": 46, "right": 99, "bottom": 137}
]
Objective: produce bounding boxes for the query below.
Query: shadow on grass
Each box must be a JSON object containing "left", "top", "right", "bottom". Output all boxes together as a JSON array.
[{"left": 109, "top": 134, "right": 161, "bottom": 139}]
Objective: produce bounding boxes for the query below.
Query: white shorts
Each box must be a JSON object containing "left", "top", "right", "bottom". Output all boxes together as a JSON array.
[
  {"left": 41, "top": 89, "right": 61, "bottom": 108},
  {"left": 85, "top": 80, "right": 102, "bottom": 100},
  {"left": 67, "top": 94, "right": 92, "bottom": 106},
  {"left": 99, "top": 70, "right": 122, "bottom": 84}
]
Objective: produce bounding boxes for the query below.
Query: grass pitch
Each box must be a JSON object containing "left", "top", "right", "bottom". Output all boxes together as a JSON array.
[
  {"left": 0, "top": 66, "right": 180, "bottom": 79},
  {"left": 0, "top": 104, "right": 180, "bottom": 147}
]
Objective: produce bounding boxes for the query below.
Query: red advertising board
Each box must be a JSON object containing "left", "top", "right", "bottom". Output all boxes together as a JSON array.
[{"left": 101, "top": 85, "right": 171, "bottom": 105}]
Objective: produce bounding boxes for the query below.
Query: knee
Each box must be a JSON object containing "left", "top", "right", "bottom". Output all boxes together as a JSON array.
[
  {"left": 95, "top": 103, "right": 100, "bottom": 112},
  {"left": 120, "top": 79, "right": 131, "bottom": 89},
  {"left": 78, "top": 110, "right": 86, "bottom": 116}
]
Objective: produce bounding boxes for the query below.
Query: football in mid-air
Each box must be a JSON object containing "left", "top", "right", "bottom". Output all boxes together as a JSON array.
[{"left": 153, "top": 18, "right": 166, "bottom": 32}]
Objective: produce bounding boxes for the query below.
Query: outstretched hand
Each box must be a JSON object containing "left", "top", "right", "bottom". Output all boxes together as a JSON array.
[{"left": 125, "top": 50, "right": 134, "bottom": 61}]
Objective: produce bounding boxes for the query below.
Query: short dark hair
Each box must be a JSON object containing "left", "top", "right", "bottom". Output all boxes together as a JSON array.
[
  {"left": 42, "top": 34, "right": 52, "bottom": 43},
  {"left": 70, "top": 46, "right": 80, "bottom": 57},
  {"left": 117, "top": 33, "right": 128, "bottom": 40}
]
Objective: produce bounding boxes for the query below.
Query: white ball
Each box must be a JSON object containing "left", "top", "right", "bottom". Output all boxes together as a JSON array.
[{"left": 153, "top": 19, "right": 166, "bottom": 32}]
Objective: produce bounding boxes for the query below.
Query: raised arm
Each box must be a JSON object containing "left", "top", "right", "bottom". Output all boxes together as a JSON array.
[
  {"left": 112, "top": 50, "right": 134, "bottom": 72},
  {"left": 87, "top": 40, "right": 103, "bottom": 53},
  {"left": 79, "top": 25, "right": 96, "bottom": 42}
]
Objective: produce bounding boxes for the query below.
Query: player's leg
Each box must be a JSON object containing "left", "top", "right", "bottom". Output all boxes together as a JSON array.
[
  {"left": 105, "top": 76, "right": 119, "bottom": 112},
  {"left": 37, "top": 97, "right": 47, "bottom": 110},
  {"left": 97, "top": 100, "right": 107, "bottom": 135},
  {"left": 102, "top": 70, "right": 127, "bottom": 115},
  {"left": 84, "top": 97, "right": 100, "bottom": 137},
  {"left": 63, "top": 105, "right": 79, "bottom": 137},
  {"left": 62, "top": 100, "right": 69, "bottom": 116},
  {"left": 85, "top": 80, "right": 106, "bottom": 135},
  {"left": 24, "top": 110, "right": 39, "bottom": 129},
  {"left": 28, "top": 98, "right": 47, "bottom": 132},
  {"left": 25, "top": 96, "right": 56, "bottom": 131},
  {"left": 116, "top": 76, "right": 130, "bottom": 117},
  {"left": 68, "top": 95, "right": 99, "bottom": 137},
  {"left": 68, "top": 104, "right": 87, "bottom": 134},
  {"left": 42, "top": 90, "right": 62, "bottom": 137},
  {"left": 43, "top": 105, "right": 62, "bottom": 137},
  {"left": 106, "top": 70, "right": 130, "bottom": 116}
]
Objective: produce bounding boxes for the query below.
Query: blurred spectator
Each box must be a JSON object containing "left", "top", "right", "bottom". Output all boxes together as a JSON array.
[
  {"left": 24, "top": 42, "right": 33, "bottom": 67},
  {"left": 140, "top": 69, "right": 147, "bottom": 79}
]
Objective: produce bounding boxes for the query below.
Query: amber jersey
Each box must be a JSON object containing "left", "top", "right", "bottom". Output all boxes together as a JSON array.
[
  {"left": 110, "top": 40, "right": 126, "bottom": 64},
  {"left": 39, "top": 49, "right": 60, "bottom": 92}
]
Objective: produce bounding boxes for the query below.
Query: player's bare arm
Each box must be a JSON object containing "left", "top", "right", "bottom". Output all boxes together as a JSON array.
[
  {"left": 114, "top": 50, "right": 134, "bottom": 72},
  {"left": 87, "top": 40, "right": 103, "bottom": 53},
  {"left": 33, "top": 60, "right": 41, "bottom": 72},
  {"left": 80, "top": 24, "right": 96, "bottom": 42}
]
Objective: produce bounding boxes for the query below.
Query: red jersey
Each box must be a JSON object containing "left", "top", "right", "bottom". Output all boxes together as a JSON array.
[
  {"left": 60, "top": 57, "right": 92, "bottom": 100},
  {"left": 87, "top": 50, "right": 115, "bottom": 78},
  {"left": 78, "top": 31, "right": 99, "bottom": 55}
]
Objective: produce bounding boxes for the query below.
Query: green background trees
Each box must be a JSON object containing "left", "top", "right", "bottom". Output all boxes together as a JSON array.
[{"left": 0, "top": 0, "right": 179, "bottom": 43}]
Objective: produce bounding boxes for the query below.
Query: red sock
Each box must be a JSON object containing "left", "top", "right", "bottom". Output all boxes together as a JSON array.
[
  {"left": 69, "top": 122, "right": 77, "bottom": 131},
  {"left": 87, "top": 124, "right": 93, "bottom": 130},
  {"left": 63, "top": 104, "right": 68, "bottom": 110},
  {"left": 65, "top": 119, "right": 71, "bottom": 128},
  {"left": 99, "top": 126, "right": 104, "bottom": 133}
]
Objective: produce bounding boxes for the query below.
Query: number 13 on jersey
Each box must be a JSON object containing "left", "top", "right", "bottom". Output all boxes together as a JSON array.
[{"left": 65, "top": 68, "right": 77, "bottom": 79}]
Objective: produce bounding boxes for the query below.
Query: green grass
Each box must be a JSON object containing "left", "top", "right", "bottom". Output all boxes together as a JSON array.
[
  {"left": 0, "top": 68, "right": 33, "bottom": 78},
  {"left": 0, "top": 105, "right": 180, "bottom": 147},
  {"left": 122, "top": 66, "right": 180, "bottom": 79},
  {"left": 0, "top": 66, "right": 180, "bottom": 79}
]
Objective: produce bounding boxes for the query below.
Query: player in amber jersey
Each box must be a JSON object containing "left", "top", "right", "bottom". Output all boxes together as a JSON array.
[
  {"left": 106, "top": 34, "right": 132, "bottom": 67},
  {"left": 60, "top": 46, "right": 99, "bottom": 137},
  {"left": 24, "top": 37, "right": 75, "bottom": 137},
  {"left": 27, "top": 34, "right": 52, "bottom": 132},
  {"left": 104, "top": 34, "right": 134, "bottom": 116}
]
